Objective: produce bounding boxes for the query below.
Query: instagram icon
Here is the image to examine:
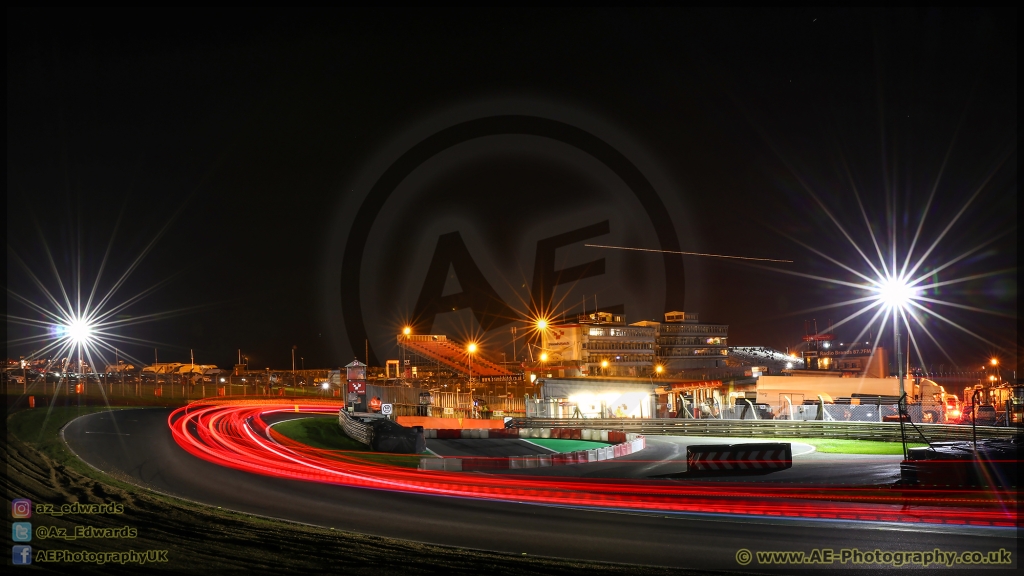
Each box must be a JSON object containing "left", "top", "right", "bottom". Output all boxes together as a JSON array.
[{"left": 12, "top": 499, "right": 32, "bottom": 518}]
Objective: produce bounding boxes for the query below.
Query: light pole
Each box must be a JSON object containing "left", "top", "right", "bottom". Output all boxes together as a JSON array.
[
  {"left": 467, "top": 342, "right": 477, "bottom": 385},
  {"left": 402, "top": 327, "right": 411, "bottom": 380},
  {"left": 878, "top": 275, "right": 916, "bottom": 456},
  {"left": 292, "top": 345, "right": 297, "bottom": 388},
  {"left": 895, "top": 318, "right": 905, "bottom": 412}
]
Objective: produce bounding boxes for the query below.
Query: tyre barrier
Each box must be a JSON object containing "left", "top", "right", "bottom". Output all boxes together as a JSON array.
[
  {"left": 419, "top": 429, "right": 647, "bottom": 471},
  {"left": 685, "top": 442, "right": 793, "bottom": 473}
]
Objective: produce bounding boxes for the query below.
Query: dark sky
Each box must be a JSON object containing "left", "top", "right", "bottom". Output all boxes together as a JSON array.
[{"left": 6, "top": 8, "right": 1017, "bottom": 372}]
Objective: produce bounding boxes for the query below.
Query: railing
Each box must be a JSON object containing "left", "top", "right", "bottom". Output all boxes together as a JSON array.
[
  {"left": 401, "top": 334, "right": 448, "bottom": 342},
  {"left": 510, "top": 418, "right": 1019, "bottom": 442},
  {"left": 358, "top": 387, "right": 526, "bottom": 419},
  {"left": 399, "top": 336, "right": 512, "bottom": 376}
]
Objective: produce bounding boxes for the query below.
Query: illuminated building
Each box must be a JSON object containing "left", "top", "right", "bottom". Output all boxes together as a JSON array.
[
  {"left": 539, "top": 311, "right": 656, "bottom": 377},
  {"left": 633, "top": 312, "right": 729, "bottom": 372}
]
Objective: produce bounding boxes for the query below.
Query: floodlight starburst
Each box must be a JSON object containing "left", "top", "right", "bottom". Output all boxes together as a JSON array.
[
  {"left": 63, "top": 318, "right": 96, "bottom": 345},
  {"left": 758, "top": 141, "right": 1014, "bottom": 371},
  {"left": 875, "top": 275, "right": 918, "bottom": 310},
  {"left": 6, "top": 198, "right": 211, "bottom": 380}
]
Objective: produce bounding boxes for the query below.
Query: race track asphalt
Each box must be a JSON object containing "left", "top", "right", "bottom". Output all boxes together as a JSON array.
[{"left": 62, "top": 408, "right": 1018, "bottom": 572}]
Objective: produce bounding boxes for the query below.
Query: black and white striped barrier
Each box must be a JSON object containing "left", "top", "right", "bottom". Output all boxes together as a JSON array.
[{"left": 686, "top": 442, "right": 793, "bottom": 473}]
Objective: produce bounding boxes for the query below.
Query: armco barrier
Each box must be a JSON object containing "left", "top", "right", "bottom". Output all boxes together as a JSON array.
[{"left": 510, "top": 418, "right": 1016, "bottom": 442}]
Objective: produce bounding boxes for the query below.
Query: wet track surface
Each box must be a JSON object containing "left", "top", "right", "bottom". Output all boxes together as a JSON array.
[{"left": 62, "top": 408, "right": 1018, "bottom": 571}]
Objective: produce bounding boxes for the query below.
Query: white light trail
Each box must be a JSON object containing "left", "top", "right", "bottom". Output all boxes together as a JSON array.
[{"left": 584, "top": 244, "right": 793, "bottom": 263}]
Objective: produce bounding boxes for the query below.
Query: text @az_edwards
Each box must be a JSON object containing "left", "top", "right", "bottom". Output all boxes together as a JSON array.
[
  {"left": 35, "top": 525, "right": 137, "bottom": 540},
  {"left": 734, "top": 548, "right": 1013, "bottom": 568}
]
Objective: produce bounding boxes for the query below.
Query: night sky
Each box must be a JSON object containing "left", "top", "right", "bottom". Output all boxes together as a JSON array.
[{"left": 6, "top": 8, "right": 1017, "bottom": 372}]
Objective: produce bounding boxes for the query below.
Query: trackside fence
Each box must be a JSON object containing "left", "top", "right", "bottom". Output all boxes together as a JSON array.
[
  {"left": 363, "top": 385, "right": 526, "bottom": 418},
  {"left": 510, "top": 418, "right": 1018, "bottom": 442}
]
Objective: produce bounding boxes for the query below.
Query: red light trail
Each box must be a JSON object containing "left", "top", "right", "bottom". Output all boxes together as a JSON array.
[{"left": 169, "top": 399, "right": 1018, "bottom": 528}]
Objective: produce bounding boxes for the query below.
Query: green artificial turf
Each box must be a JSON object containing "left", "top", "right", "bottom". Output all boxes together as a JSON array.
[{"left": 527, "top": 438, "right": 611, "bottom": 452}]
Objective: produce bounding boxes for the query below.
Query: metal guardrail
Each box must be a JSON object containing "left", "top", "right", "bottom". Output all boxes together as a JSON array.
[{"left": 512, "top": 418, "right": 1020, "bottom": 442}]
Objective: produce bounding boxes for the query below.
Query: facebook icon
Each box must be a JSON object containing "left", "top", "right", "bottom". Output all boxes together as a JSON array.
[{"left": 13, "top": 545, "right": 32, "bottom": 565}]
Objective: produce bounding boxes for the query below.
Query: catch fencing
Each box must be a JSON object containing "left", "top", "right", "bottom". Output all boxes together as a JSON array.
[
  {"left": 511, "top": 418, "right": 1018, "bottom": 442},
  {"left": 704, "top": 401, "right": 947, "bottom": 424},
  {"left": 363, "top": 385, "right": 526, "bottom": 418}
]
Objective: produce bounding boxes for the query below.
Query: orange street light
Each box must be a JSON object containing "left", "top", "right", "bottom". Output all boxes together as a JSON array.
[
  {"left": 540, "top": 352, "right": 548, "bottom": 362},
  {"left": 990, "top": 358, "right": 998, "bottom": 366},
  {"left": 467, "top": 342, "right": 477, "bottom": 383},
  {"left": 403, "top": 326, "right": 411, "bottom": 336},
  {"left": 655, "top": 365, "right": 664, "bottom": 375},
  {"left": 536, "top": 318, "right": 549, "bottom": 330}
]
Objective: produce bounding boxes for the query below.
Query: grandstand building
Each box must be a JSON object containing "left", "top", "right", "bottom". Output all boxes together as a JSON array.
[
  {"left": 632, "top": 312, "right": 729, "bottom": 372},
  {"left": 395, "top": 310, "right": 727, "bottom": 382},
  {"left": 542, "top": 312, "right": 657, "bottom": 377},
  {"left": 397, "top": 334, "right": 515, "bottom": 381}
]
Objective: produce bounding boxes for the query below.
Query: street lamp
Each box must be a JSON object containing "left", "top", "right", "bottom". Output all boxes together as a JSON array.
[
  {"left": 401, "top": 327, "right": 412, "bottom": 379},
  {"left": 467, "top": 342, "right": 477, "bottom": 384}
]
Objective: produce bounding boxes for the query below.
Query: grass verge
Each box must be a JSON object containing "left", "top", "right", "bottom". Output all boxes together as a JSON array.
[
  {"left": 271, "top": 416, "right": 426, "bottom": 468},
  {"left": 777, "top": 438, "right": 928, "bottom": 454}
]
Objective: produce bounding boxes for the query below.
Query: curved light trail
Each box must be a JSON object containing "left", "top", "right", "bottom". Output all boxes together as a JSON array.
[{"left": 169, "top": 399, "right": 1018, "bottom": 528}]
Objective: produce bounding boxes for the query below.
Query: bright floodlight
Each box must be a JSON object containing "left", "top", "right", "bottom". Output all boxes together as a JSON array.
[
  {"left": 402, "top": 326, "right": 411, "bottom": 335},
  {"left": 467, "top": 342, "right": 478, "bottom": 353},
  {"left": 877, "top": 276, "right": 916, "bottom": 309},
  {"left": 539, "top": 353, "right": 548, "bottom": 362},
  {"left": 64, "top": 319, "right": 94, "bottom": 344},
  {"left": 536, "top": 319, "right": 548, "bottom": 330},
  {"left": 990, "top": 358, "right": 998, "bottom": 366}
]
